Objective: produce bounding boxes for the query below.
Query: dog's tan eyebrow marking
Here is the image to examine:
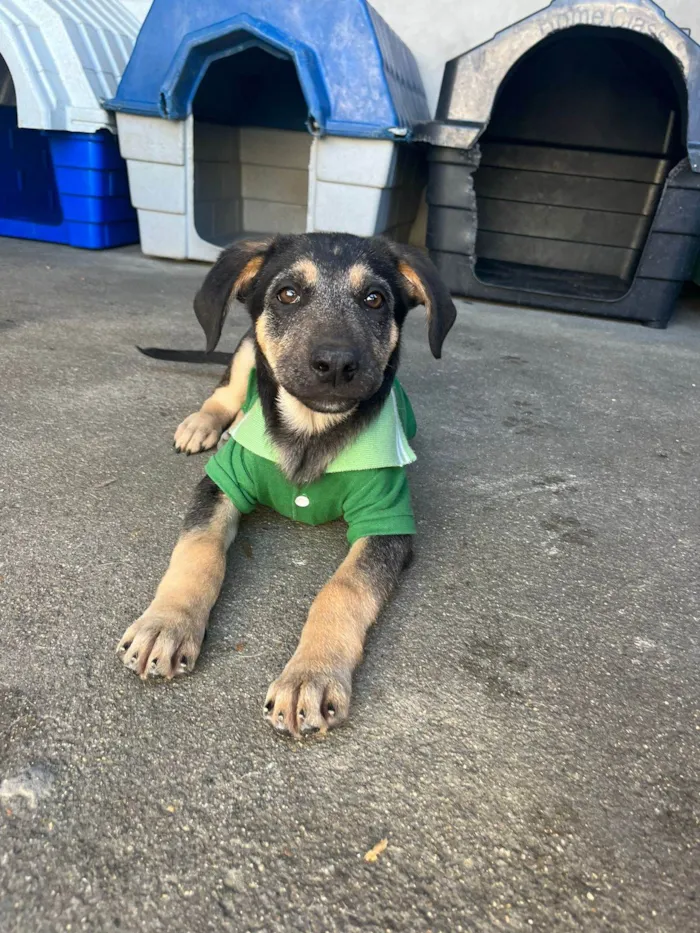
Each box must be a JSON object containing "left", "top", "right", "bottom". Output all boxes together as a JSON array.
[
  {"left": 291, "top": 259, "right": 319, "bottom": 286},
  {"left": 348, "top": 263, "right": 371, "bottom": 289}
]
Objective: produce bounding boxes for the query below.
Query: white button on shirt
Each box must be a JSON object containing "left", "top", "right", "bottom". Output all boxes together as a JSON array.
[{"left": 294, "top": 495, "right": 310, "bottom": 508}]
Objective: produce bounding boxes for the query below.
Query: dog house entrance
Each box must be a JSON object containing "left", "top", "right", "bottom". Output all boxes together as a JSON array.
[
  {"left": 192, "top": 44, "right": 312, "bottom": 247},
  {"left": 0, "top": 56, "right": 62, "bottom": 229},
  {"left": 472, "top": 26, "right": 686, "bottom": 300}
]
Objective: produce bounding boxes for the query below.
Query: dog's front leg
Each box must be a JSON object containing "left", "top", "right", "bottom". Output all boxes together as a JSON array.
[
  {"left": 264, "top": 534, "right": 412, "bottom": 736},
  {"left": 174, "top": 331, "right": 255, "bottom": 454},
  {"left": 117, "top": 477, "right": 239, "bottom": 679}
]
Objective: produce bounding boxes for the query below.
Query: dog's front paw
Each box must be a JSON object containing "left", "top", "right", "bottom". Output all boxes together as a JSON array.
[
  {"left": 174, "top": 412, "right": 223, "bottom": 454},
  {"left": 117, "top": 608, "right": 206, "bottom": 680},
  {"left": 263, "top": 662, "right": 352, "bottom": 737}
]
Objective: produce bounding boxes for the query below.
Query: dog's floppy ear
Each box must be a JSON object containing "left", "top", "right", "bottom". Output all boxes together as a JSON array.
[
  {"left": 194, "top": 238, "right": 272, "bottom": 352},
  {"left": 389, "top": 243, "right": 457, "bottom": 359}
]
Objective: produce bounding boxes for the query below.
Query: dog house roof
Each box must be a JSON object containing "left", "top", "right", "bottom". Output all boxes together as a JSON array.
[
  {"left": 416, "top": 0, "right": 700, "bottom": 171},
  {"left": 0, "top": 0, "right": 140, "bottom": 133},
  {"left": 106, "top": 0, "right": 429, "bottom": 138}
]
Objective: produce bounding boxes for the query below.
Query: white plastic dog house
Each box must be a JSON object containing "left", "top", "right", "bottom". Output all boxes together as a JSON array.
[
  {"left": 107, "top": 0, "right": 430, "bottom": 261},
  {"left": 0, "top": 0, "right": 141, "bottom": 248}
]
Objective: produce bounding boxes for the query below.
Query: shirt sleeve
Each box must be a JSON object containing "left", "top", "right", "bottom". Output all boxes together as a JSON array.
[
  {"left": 205, "top": 440, "right": 258, "bottom": 515},
  {"left": 342, "top": 467, "right": 416, "bottom": 545}
]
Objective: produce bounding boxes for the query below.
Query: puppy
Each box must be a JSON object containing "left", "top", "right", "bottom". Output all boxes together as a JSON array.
[{"left": 117, "top": 233, "right": 456, "bottom": 736}]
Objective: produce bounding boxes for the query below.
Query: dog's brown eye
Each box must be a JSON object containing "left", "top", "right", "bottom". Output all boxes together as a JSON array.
[
  {"left": 364, "top": 291, "right": 384, "bottom": 310},
  {"left": 277, "top": 286, "right": 300, "bottom": 305}
]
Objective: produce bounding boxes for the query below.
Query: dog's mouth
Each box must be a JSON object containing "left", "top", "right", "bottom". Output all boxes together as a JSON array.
[
  {"left": 289, "top": 394, "right": 359, "bottom": 415},
  {"left": 278, "top": 375, "right": 380, "bottom": 414}
]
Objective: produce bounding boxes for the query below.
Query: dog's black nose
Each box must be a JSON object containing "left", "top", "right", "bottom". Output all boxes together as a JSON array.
[{"left": 310, "top": 346, "right": 359, "bottom": 386}]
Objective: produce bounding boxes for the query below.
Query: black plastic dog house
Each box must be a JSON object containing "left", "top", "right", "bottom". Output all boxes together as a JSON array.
[{"left": 417, "top": 0, "right": 700, "bottom": 327}]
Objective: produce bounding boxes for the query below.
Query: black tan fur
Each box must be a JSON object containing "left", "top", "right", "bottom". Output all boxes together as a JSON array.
[{"left": 118, "top": 233, "right": 456, "bottom": 736}]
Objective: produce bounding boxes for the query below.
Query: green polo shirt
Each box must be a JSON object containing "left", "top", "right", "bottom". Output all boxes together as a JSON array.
[{"left": 205, "top": 370, "right": 417, "bottom": 544}]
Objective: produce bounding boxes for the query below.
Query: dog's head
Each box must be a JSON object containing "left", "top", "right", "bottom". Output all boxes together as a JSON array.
[{"left": 194, "top": 233, "right": 456, "bottom": 413}]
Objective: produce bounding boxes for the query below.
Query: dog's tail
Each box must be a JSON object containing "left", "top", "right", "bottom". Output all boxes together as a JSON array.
[{"left": 137, "top": 346, "right": 230, "bottom": 365}]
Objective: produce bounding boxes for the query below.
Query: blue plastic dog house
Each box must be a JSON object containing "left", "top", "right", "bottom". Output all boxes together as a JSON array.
[
  {"left": 0, "top": 1, "right": 141, "bottom": 249},
  {"left": 108, "top": 0, "right": 430, "bottom": 260}
]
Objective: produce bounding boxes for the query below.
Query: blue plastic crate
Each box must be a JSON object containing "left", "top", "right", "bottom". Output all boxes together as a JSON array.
[{"left": 0, "top": 108, "right": 139, "bottom": 249}]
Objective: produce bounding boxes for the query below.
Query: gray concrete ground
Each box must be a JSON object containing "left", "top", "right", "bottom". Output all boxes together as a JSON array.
[{"left": 0, "top": 238, "right": 698, "bottom": 932}]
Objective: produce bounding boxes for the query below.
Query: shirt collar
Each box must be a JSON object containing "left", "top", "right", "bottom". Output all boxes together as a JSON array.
[{"left": 230, "top": 386, "right": 415, "bottom": 472}]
